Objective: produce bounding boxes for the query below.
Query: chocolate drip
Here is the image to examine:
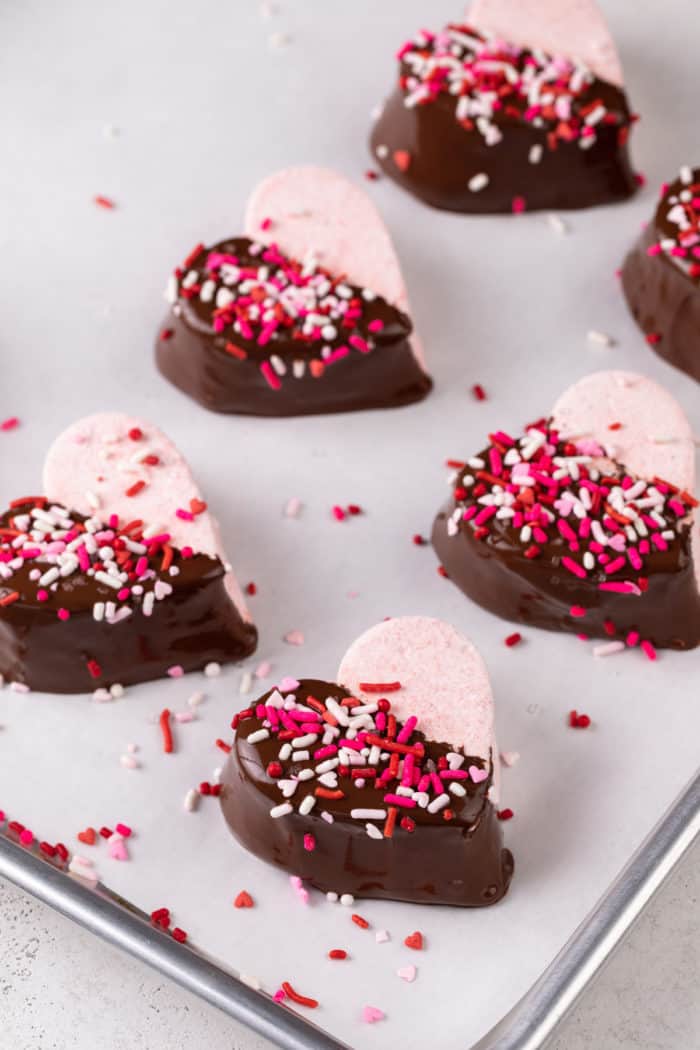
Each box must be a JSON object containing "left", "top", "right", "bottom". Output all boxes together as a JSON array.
[
  {"left": 220, "top": 679, "right": 513, "bottom": 907},
  {"left": 156, "top": 237, "right": 431, "bottom": 416}
]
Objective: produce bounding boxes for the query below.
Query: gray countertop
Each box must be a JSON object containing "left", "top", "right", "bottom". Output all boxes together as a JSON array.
[{"left": 1, "top": 840, "right": 697, "bottom": 1050}]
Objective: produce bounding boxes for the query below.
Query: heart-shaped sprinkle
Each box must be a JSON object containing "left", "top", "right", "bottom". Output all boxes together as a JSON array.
[
  {"left": 108, "top": 834, "right": 128, "bottom": 861},
  {"left": 362, "top": 1006, "right": 385, "bottom": 1024},
  {"left": 397, "top": 965, "right": 417, "bottom": 983},
  {"left": 77, "top": 827, "right": 96, "bottom": 846},
  {"left": 404, "top": 931, "right": 423, "bottom": 951},
  {"left": 469, "top": 765, "right": 489, "bottom": 784},
  {"left": 234, "top": 891, "right": 254, "bottom": 908},
  {"left": 189, "top": 498, "right": 207, "bottom": 516},
  {"left": 393, "top": 149, "right": 411, "bottom": 172},
  {"left": 278, "top": 676, "right": 300, "bottom": 693}
]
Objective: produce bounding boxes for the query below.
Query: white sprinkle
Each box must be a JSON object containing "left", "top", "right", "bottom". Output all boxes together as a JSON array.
[
  {"left": 593, "top": 641, "right": 626, "bottom": 658},
  {"left": 269, "top": 31, "right": 290, "bottom": 50},
  {"left": 351, "top": 808, "right": 386, "bottom": 820},
  {"left": 376, "top": 143, "right": 389, "bottom": 159},
  {"left": 184, "top": 788, "right": 199, "bottom": 812},
  {"left": 449, "top": 782, "right": 467, "bottom": 797},
  {"left": 270, "top": 802, "right": 293, "bottom": 819},
  {"left": 291, "top": 733, "right": 317, "bottom": 748},
  {"left": 204, "top": 662, "right": 221, "bottom": 678},
  {"left": 110, "top": 683, "right": 124, "bottom": 699},
  {"left": 85, "top": 490, "right": 101, "bottom": 510},
  {"left": 120, "top": 754, "right": 139, "bottom": 769},
  {"left": 427, "top": 793, "right": 450, "bottom": 814},
  {"left": 680, "top": 165, "right": 693, "bottom": 185},
  {"left": 529, "top": 144, "right": 543, "bottom": 164},
  {"left": 547, "top": 213, "right": 569, "bottom": 235},
  {"left": 142, "top": 591, "right": 155, "bottom": 617},
  {"left": 376, "top": 929, "right": 390, "bottom": 944},
  {"left": 468, "top": 172, "right": 489, "bottom": 192},
  {"left": 587, "top": 329, "right": 615, "bottom": 348},
  {"left": 366, "top": 823, "right": 383, "bottom": 840},
  {"left": 326, "top": 891, "right": 339, "bottom": 903},
  {"left": 299, "top": 795, "right": 316, "bottom": 816},
  {"left": 239, "top": 671, "right": 253, "bottom": 695},
  {"left": 340, "top": 893, "right": 354, "bottom": 907},
  {"left": 93, "top": 602, "right": 105, "bottom": 622},
  {"left": 94, "top": 570, "right": 122, "bottom": 590},
  {"left": 187, "top": 691, "right": 205, "bottom": 709},
  {"left": 247, "top": 729, "right": 269, "bottom": 745}
]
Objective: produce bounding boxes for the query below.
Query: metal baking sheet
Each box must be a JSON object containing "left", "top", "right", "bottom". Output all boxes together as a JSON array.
[{"left": 1, "top": 0, "right": 699, "bottom": 1047}]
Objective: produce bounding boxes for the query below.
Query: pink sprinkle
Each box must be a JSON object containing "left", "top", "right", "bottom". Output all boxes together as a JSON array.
[
  {"left": 273, "top": 989, "right": 286, "bottom": 1003},
  {"left": 626, "top": 630, "right": 640, "bottom": 647},
  {"left": 167, "top": 665, "right": 185, "bottom": 678},
  {"left": 260, "top": 217, "right": 274, "bottom": 231},
  {"left": 561, "top": 556, "right": 586, "bottom": 579},
  {"left": 603, "top": 556, "right": 627, "bottom": 575},
  {"left": 19, "top": 829, "right": 34, "bottom": 846},
  {"left": 175, "top": 710, "right": 194, "bottom": 723},
  {"left": 115, "top": 823, "right": 132, "bottom": 838},
  {"left": 260, "top": 361, "right": 281, "bottom": 390},
  {"left": 569, "top": 606, "right": 587, "bottom": 618},
  {"left": 37, "top": 589, "right": 49, "bottom": 602},
  {"left": 284, "top": 630, "right": 304, "bottom": 646},
  {"left": 176, "top": 508, "right": 195, "bottom": 521},
  {"left": 641, "top": 640, "right": 657, "bottom": 662},
  {"left": 332, "top": 505, "right": 345, "bottom": 521},
  {"left": 368, "top": 319, "right": 384, "bottom": 333},
  {"left": 255, "top": 661, "right": 272, "bottom": 679},
  {"left": 1, "top": 417, "right": 20, "bottom": 432},
  {"left": 57, "top": 608, "right": 70, "bottom": 621},
  {"left": 512, "top": 196, "right": 527, "bottom": 214},
  {"left": 303, "top": 834, "right": 316, "bottom": 852}
]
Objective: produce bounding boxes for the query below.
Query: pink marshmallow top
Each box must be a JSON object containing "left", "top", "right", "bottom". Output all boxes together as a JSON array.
[
  {"left": 468, "top": 0, "right": 624, "bottom": 87},
  {"left": 338, "top": 616, "right": 497, "bottom": 766},
  {"left": 244, "top": 166, "right": 425, "bottom": 370},
  {"left": 552, "top": 370, "right": 699, "bottom": 592},
  {"left": 42, "top": 412, "right": 251, "bottom": 622}
]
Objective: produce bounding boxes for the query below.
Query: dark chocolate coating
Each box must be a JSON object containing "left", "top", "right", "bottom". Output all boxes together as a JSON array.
[
  {"left": 621, "top": 175, "right": 700, "bottom": 383},
  {"left": 432, "top": 459, "right": 700, "bottom": 651},
  {"left": 371, "top": 39, "right": 637, "bottom": 213},
  {"left": 156, "top": 238, "right": 432, "bottom": 416},
  {"left": 220, "top": 680, "right": 513, "bottom": 907},
  {"left": 0, "top": 503, "right": 257, "bottom": 693}
]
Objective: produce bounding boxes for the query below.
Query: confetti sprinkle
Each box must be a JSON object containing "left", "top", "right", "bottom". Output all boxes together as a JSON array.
[{"left": 404, "top": 931, "right": 423, "bottom": 951}]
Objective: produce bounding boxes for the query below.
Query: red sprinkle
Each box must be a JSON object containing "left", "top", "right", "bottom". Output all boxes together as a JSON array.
[
  {"left": 215, "top": 738, "right": 232, "bottom": 754},
  {"left": 364, "top": 169, "right": 380, "bottom": 181},
  {"left": 94, "top": 195, "right": 116, "bottom": 209},
  {"left": 172, "top": 927, "right": 187, "bottom": 944},
  {"left": 437, "top": 565, "right": 449, "bottom": 578},
  {"left": 1, "top": 417, "right": 20, "bottom": 432},
  {"left": 497, "top": 808, "right": 514, "bottom": 821},
  {"left": 159, "top": 708, "right": 174, "bottom": 753},
  {"left": 404, "top": 931, "right": 423, "bottom": 951},
  {"left": 504, "top": 632, "right": 522, "bottom": 648},
  {"left": 245, "top": 582, "right": 257, "bottom": 596},
  {"left": 347, "top": 504, "right": 362, "bottom": 515},
  {"left": 358, "top": 681, "right": 401, "bottom": 693},
  {"left": 234, "top": 890, "right": 254, "bottom": 908},
  {"left": 646, "top": 332, "right": 662, "bottom": 345},
  {"left": 569, "top": 710, "right": 591, "bottom": 729},
  {"left": 472, "top": 384, "right": 487, "bottom": 401},
  {"left": 412, "top": 534, "right": 427, "bottom": 545},
  {"left": 328, "top": 949, "right": 347, "bottom": 960},
  {"left": 128, "top": 427, "right": 143, "bottom": 441},
  {"left": 160, "top": 329, "right": 174, "bottom": 342},
  {"left": 125, "top": 480, "right": 146, "bottom": 498},
  {"left": 352, "top": 914, "right": 370, "bottom": 929},
  {"left": 281, "top": 982, "right": 319, "bottom": 1009}
]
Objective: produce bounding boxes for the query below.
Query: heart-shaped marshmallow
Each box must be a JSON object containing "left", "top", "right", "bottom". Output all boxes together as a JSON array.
[
  {"left": 155, "top": 168, "right": 431, "bottom": 417},
  {"left": 433, "top": 371, "right": 700, "bottom": 652},
  {"left": 219, "top": 620, "right": 513, "bottom": 908},
  {"left": 370, "top": 6, "right": 635, "bottom": 212}
]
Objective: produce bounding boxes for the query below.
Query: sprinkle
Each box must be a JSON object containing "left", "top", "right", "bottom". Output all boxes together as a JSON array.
[
  {"left": 204, "top": 661, "right": 221, "bottom": 678},
  {"left": 471, "top": 383, "right": 487, "bottom": 401},
  {"left": 593, "top": 641, "right": 625, "bottom": 658},
  {"left": 352, "top": 914, "right": 370, "bottom": 929},
  {"left": 375, "top": 929, "right": 390, "bottom": 944},
  {"left": 404, "top": 931, "right": 423, "bottom": 951},
  {"left": 397, "top": 964, "right": 417, "bottom": 982},
  {"left": 281, "top": 982, "right": 318, "bottom": 1009},
  {"left": 328, "top": 949, "right": 347, "bottom": 960},
  {"left": 569, "top": 606, "right": 587, "bottom": 618},
  {"left": 285, "top": 497, "right": 302, "bottom": 518},
  {"left": 358, "top": 681, "right": 401, "bottom": 693},
  {"left": 159, "top": 709, "right": 174, "bottom": 753},
  {"left": 234, "top": 891, "right": 254, "bottom": 908},
  {"left": 184, "top": 789, "right": 199, "bottom": 812},
  {"left": 504, "top": 632, "right": 522, "bottom": 648},
  {"left": 500, "top": 751, "right": 520, "bottom": 767},
  {"left": 172, "top": 928, "right": 187, "bottom": 944},
  {"left": 512, "top": 196, "right": 526, "bottom": 214},
  {"left": 497, "top": 808, "right": 515, "bottom": 820},
  {"left": 362, "top": 1006, "right": 385, "bottom": 1024},
  {"left": 270, "top": 802, "right": 293, "bottom": 818},
  {"left": 94, "top": 195, "right": 116, "bottom": 209},
  {"left": 283, "top": 630, "right": 304, "bottom": 646},
  {"left": 587, "top": 330, "right": 615, "bottom": 347},
  {"left": 393, "top": 149, "right": 411, "bottom": 172},
  {"left": 641, "top": 639, "right": 657, "bottom": 662},
  {"left": 1, "top": 418, "right": 20, "bottom": 432},
  {"left": 569, "top": 710, "right": 591, "bottom": 729},
  {"left": 547, "top": 213, "right": 568, "bottom": 235},
  {"left": 332, "top": 505, "right": 345, "bottom": 521},
  {"left": 468, "top": 173, "right": 489, "bottom": 192}
]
